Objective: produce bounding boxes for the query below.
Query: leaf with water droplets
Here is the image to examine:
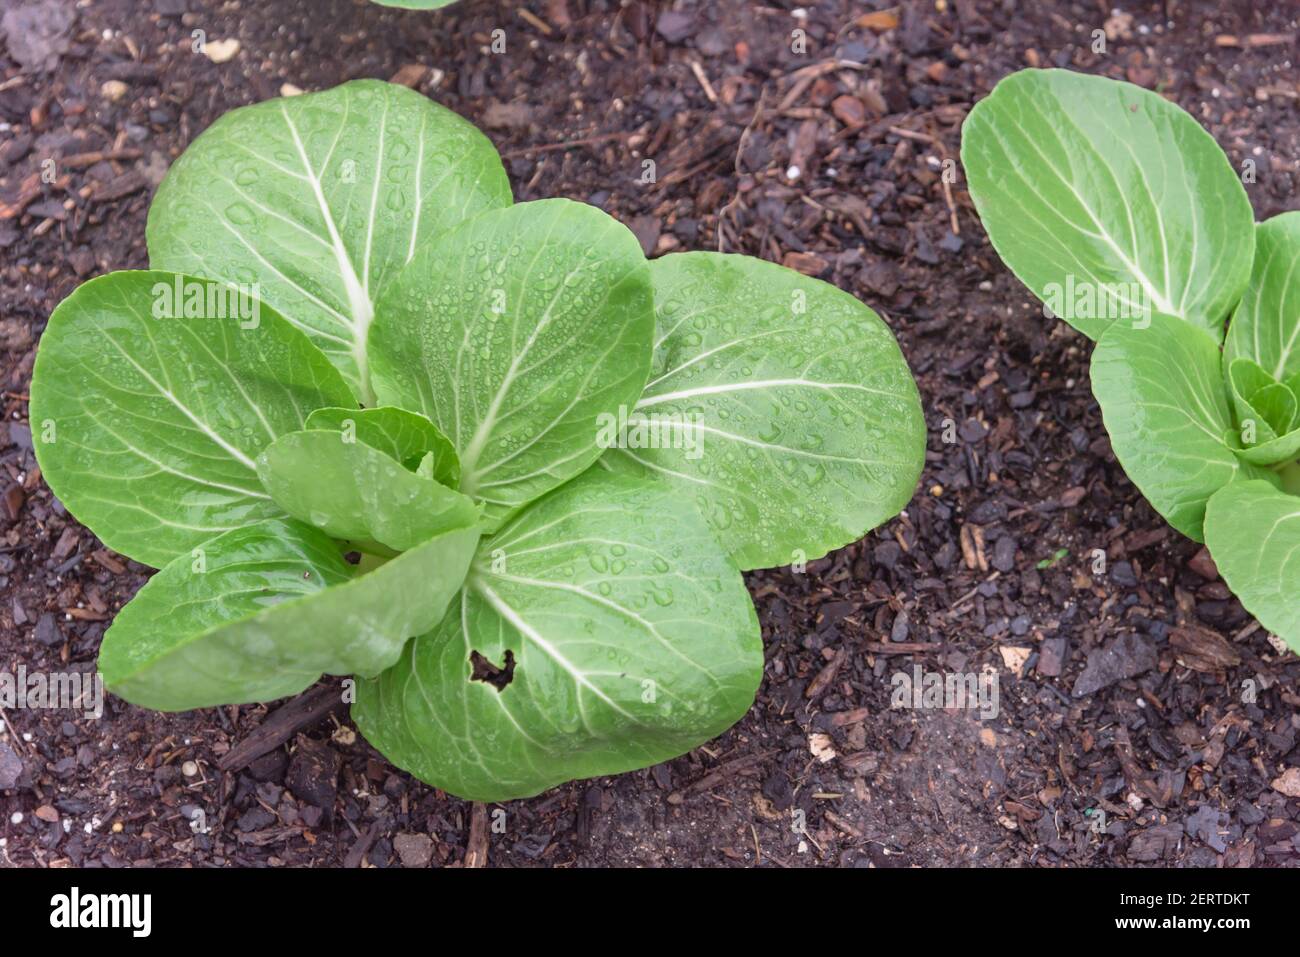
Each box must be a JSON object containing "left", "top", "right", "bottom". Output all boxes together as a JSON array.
[
  {"left": 369, "top": 199, "right": 655, "bottom": 527},
  {"left": 30, "top": 271, "right": 354, "bottom": 569},
  {"left": 305, "top": 405, "right": 460, "bottom": 485},
  {"left": 255, "top": 429, "right": 479, "bottom": 553},
  {"left": 961, "top": 69, "right": 1253, "bottom": 341},
  {"left": 602, "top": 252, "right": 925, "bottom": 570},
  {"left": 352, "top": 470, "right": 762, "bottom": 801},
  {"left": 146, "top": 79, "right": 512, "bottom": 402},
  {"left": 99, "top": 518, "right": 480, "bottom": 710}
]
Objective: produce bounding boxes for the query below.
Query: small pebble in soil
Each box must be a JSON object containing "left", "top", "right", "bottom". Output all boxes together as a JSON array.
[
  {"left": 890, "top": 610, "right": 910, "bottom": 642},
  {"left": 202, "top": 38, "right": 241, "bottom": 64},
  {"left": 393, "top": 833, "right": 434, "bottom": 868},
  {"left": 1111, "top": 561, "right": 1138, "bottom": 587}
]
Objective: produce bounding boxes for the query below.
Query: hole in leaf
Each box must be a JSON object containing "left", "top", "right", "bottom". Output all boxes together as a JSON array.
[{"left": 469, "top": 650, "right": 515, "bottom": 691}]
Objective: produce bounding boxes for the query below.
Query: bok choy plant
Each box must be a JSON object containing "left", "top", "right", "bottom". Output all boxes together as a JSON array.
[
  {"left": 962, "top": 68, "right": 1300, "bottom": 653},
  {"left": 31, "top": 80, "right": 926, "bottom": 800}
]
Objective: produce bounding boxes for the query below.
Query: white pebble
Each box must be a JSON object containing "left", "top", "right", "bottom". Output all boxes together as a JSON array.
[{"left": 203, "top": 38, "right": 241, "bottom": 64}]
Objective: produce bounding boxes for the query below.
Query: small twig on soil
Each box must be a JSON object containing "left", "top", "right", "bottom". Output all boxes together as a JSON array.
[
  {"left": 668, "top": 748, "right": 778, "bottom": 803},
  {"left": 516, "top": 7, "right": 553, "bottom": 36},
  {"left": 688, "top": 59, "right": 718, "bottom": 104},
  {"left": 217, "top": 683, "right": 344, "bottom": 772},
  {"left": 464, "top": 802, "right": 489, "bottom": 868},
  {"left": 717, "top": 87, "right": 768, "bottom": 252},
  {"left": 861, "top": 641, "right": 940, "bottom": 655},
  {"left": 1214, "top": 33, "right": 1295, "bottom": 48},
  {"left": 501, "top": 130, "right": 631, "bottom": 158},
  {"left": 805, "top": 645, "right": 848, "bottom": 700},
  {"left": 0, "top": 704, "right": 28, "bottom": 754},
  {"left": 59, "top": 149, "right": 143, "bottom": 170},
  {"left": 887, "top": 125, "right": 937, "bottom": 144},
  {"left": 343, "top": 820, "right": 381, "bottom": 868},
  {"left": 941, "top": 174, "right": 960, "bottom": 236},
  {"left": 947, "top": 573, "right": 1001, "bottom": 615}
]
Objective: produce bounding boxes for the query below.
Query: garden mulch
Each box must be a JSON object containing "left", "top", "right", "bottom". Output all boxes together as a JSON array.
[{"left": 1, "top": 0, "right": 1298, "bottom": 867}]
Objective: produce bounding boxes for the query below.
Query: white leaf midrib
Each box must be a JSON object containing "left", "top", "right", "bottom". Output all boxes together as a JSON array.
[
  {"left": 96, "top": 324, "right": 259, "bottom": 471},
  {"left": 994, "top": 107, "right": 1176, "bottom": 316},
  {"left": 636, "top": 377, "right": 898, "bottom": 408},
  {"left": 474, "top": 579, "right": 638, "bottom": 721},
  {"left": 280, "top": 100, "right": 376, "bottom": 401}
]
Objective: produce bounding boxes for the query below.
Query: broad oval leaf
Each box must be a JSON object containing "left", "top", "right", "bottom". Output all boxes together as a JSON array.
[
  {"left": 1204, "top": 481, "right": 1300, "bottom": 652},
  {"left": 305, "top": 405, "right": 459, "bottom": 483},
  {"left": 30, "top": 271, "right": 354, "bottom": 568},
  {"left": 1225, "top": 213, "right": 1300, "bottom": 383},
  {"left": 147, "top": 79, "right": 512, "bottom": 402},
  {"left": 100, "top": 519, "right": 480, "bottom": 710},
  {"left": 352, "top": 471, "right": 763, "bottom": 802},
  {"left": 369, "top": 199, "right": 655, "bottom": 525},
  {"left": 961, "top": 69, "right": 1254, "bottom": 341},
  {"left": 602, "top": 252, "right": 925, "bottom": 571},
  {"left": 255, "top": 430, "right": 479, "bottom": 553},
  {"left": 1091, "top": 312, "right": 1277, "bottom": 540}
]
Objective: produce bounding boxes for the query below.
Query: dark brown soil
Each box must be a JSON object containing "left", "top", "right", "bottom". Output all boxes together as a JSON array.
[{"left": 2, "top": 0, "right": 1299, "bottom": 868}]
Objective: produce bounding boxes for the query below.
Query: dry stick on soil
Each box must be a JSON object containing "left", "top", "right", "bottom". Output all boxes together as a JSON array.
[
  {"left": 58, "top": 149, "right": 142, "bottom": 169},
  {"left": 0, "top": 173, "right": 71, "bottom": 220},
  {"left": 778, "top": 58, "right": 870, "bottom": 110},
  {"left": 947, "top": 573, "right": 1002, "bottom": 617},
  {"left": 516, "top": 7, "right": 553, "bottom": 36},
  {"left": 887, "top": 123, "right": 961, "bottom": 234},
  {"left": 805, "top": 646, "right": 848, "bottom": 700},
  {"left": 217, "top": 683, "right": 344, "bottom": 772},
  {"left": 500, "top": 130, "right": 632, "bottom": 159},
  {"left": 861, "top": 641, "right": 940, "bottom": 654},
  {"left": 464, "top": 802, "right": 489, "bottom": 868},
  {"left": 1112, "top": 726, "right": 1170, "bottom": 808},
  {"left": 1214, "top": 33, "right": 1295, "bottom": 47},
  {"left": 689, "top": 59, "right": 718, "bottom": 103},
  {"left": 344, "top": 820, "right": 382, "bottom": 868},
  {"left": 0, "top": 703, "right": 28, "bottom": 754},
  {"left": 717, "top": 87, "right": 767, "bottom": 253},
  {"left": 667, "top": 749, "right": 779, "bottom": 804},
  {"left": 941, "top": 173, "right": 960, "bottom": 235}
]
